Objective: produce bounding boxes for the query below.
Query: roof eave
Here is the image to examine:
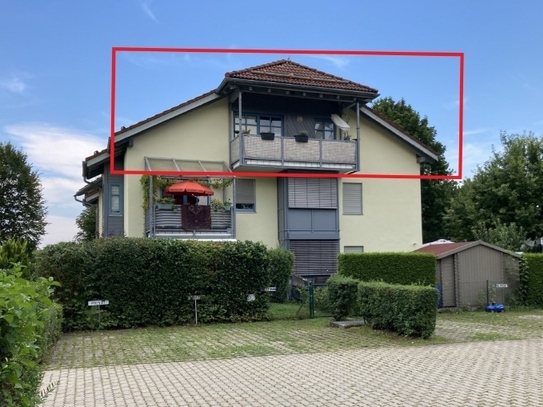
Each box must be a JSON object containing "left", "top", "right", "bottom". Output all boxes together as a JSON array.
[{"left": 218, "top": 77, "right": 379, "bottom": 103}]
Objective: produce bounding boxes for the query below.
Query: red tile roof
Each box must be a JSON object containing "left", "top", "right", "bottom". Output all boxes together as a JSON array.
[
  {"left": 415, "top": 242, "right": 472, "bottom": 257},
  {"left": 225, "top": 59, "right": 378, "bottom": 94}
]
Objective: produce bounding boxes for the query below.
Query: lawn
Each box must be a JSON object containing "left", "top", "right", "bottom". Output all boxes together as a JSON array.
[{"left": 42, "top": 304, "right": 543, "bottom": 370}]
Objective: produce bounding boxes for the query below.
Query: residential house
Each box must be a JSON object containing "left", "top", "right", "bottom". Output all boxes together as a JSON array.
[{"left": 75, "top": 59, "right": 438, "bottom": 282}]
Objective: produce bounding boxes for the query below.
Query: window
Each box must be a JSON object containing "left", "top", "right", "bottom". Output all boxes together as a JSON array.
[
  {"left": 314, "top": 119, "right": 335, "bottom": 140},
  {"left": 236, "top": 179, "right": 255, "bottom": 212},
  {"left": 288, "top": 178, "right": 337, "bottom": 209},
  {"left": 343, "top": 183, "right": 362, "bottom": 215},
  {"left": 234, "top": 114, "right": 283, "bottom": 137},
  {"left": 109, "top": 184, "right": 122, "bottom": 215},
  {"left": 344, "top": 246, "right": 364, "bottom": 253}
]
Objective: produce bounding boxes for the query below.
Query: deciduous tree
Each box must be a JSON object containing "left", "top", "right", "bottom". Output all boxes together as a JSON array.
[{"left": 0, "top": 142, "right": 47, "bottom": 251}]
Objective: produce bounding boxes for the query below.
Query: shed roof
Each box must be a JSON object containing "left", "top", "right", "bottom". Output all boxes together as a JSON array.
[{"left": 415, "top": 240, "right": 521, "bottom": 259}]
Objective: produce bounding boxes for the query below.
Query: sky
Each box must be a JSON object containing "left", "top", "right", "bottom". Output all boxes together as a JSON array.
[{"left": 1, "top": 1, "right": 542, "bottom": 247}]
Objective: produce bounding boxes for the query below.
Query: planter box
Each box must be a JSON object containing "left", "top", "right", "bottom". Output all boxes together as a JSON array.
[
  {"left": 294, "top": 134, "right": 309, "bottom": 143},
  {"left": 156, "top": 203, "right": 174, "bottom": 210},
  {"left": 260, "top": 132, "right": 275, "bottom": 141}
]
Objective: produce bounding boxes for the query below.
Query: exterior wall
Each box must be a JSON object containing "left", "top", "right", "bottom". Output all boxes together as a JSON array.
[
  {"left": 235, "top": 177, "right": 278, "bottom": 247},
  {"left": 123, "top": 98, "right": 230, "bottom": 237},
  {"left": 338, "top": 112, "right": 423, "bottom": 252}
]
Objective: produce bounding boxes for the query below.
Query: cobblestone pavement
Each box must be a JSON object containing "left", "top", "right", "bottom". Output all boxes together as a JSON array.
[{"left": 41, "top": 338, "right": 543, "bottom": 406}]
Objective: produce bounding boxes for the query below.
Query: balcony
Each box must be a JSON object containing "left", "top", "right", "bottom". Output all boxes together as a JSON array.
[
  {"left": 145, "top": 205, "right": 234, "bottom": 239},
  {"left": 230, "top": 134, "right": 358, "bottom": 173}
]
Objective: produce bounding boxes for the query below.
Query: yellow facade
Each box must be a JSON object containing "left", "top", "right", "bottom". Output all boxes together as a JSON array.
[{"left": 120, "top": 99, "right": 423, "bottom": 251}]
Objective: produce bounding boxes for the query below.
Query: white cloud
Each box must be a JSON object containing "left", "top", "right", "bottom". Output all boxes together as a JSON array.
[
  {"left": 445, "top": 138, "right": 495, "bottom": 179},
  {"left": 4, "top": 123, "right": 104, "bottom": 178},
  {"left": 140, "top": 0, "right": 157, "bottom": 21},
  {"left": 41, "top": 215, "right": 77, "bottom": 247},
  {"left": 0, "top": 77, "right": 27, "bottom": 94},
  {"left": 4, "top": 123, "right": 104, "bottom": 246},
  {"left": 310, "top": 56, "right": 350, "bottom": 69}
]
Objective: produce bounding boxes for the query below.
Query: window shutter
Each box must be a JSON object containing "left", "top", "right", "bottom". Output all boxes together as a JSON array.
[
  {"left": 236, "top": 179, "right": 255, "bottom": 205},
  {"left": 343, "top": 183, "right": 362, "bottom": 215},
  {"left": 290, "top": 240, "right": 339, "bottom": 277},
  {"left": 288, "top": 178, "right": 337, "bottom": 209}
]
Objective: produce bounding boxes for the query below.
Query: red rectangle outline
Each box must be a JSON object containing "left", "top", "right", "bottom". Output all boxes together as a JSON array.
[{"left": 110, "top": 47, "right": 464, "bottom": 180}]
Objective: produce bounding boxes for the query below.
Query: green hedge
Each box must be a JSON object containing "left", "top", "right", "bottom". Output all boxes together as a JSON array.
[
  {"left": 0, "top": 265, "right": 62, "bottom": 407},
  {"left": 35, "top": 239, "right": 273, "bottom": 330},
  {"left": 338, "top": 252, "right": 435, "bottom": 285},
  {"left": 521, "top": 254, "right": 543, "bottom": 307},
  {"left": 358, "top": 281, "right": 438, "bottom": 339},
  {"left": 327, "top": 274, "right": 359, "bottom": 321},
  {"left": 267, "top": 248, "right": 294, "bottom": 303}
]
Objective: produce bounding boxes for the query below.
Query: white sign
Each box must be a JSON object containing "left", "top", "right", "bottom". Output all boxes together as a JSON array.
[
  {"left": 264, "top": 287, "right": 277, "bottom": 292},
  {"left": 247, "top": 294, "right": 255, "bottom": 302},
  {"left": 495, "top": 284, "right": 508, "bottom": 288},
  {"left": 192, "top": 295, "right": 201, "bottom": 301},
  {"left": 88, "top": 300, "right": 109, "bottom": 306}
]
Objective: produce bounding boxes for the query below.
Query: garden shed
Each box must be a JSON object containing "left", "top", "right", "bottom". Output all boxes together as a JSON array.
[{"left": 415, "top": 240, "right": 521, "bottom": 308}]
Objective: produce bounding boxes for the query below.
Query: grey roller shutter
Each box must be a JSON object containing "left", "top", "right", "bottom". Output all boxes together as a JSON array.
[
  {"left": 288, "top": 178, "right": 337, "bottom": 208},
  {"left": 290, "top": 240, "right": 339, "bottom": 277},
  {"left": 343, "top": 183, "right": 362, "bottom": 215},
  {"left": 236, "top": 179, "right": 255, "bottom": 205}
]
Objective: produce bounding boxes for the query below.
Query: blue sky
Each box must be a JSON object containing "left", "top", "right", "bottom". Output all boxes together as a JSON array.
[{"left": 1, "top": 1, "right": 542, "bottom": 246}]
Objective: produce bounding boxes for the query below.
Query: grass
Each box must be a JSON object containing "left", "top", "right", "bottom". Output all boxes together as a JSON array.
[{"left": 42, "top": 304, "right": 543, "bottom": 371}]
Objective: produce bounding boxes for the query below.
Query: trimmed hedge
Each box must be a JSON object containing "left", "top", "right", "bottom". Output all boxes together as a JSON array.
[
  {"left": 521, "top": 254, "right": 543, "bottom": 307},
  {"left": 327, "top": 274, "right": 359, "bottom": 320},
  {"left": 267, "top": 248, "right": 295, "bottom": 303},
  {"left": 0, "top": 265, "right": 62, "bottom": 407},
  {"left": 35, "top": 239, "right": 273, "bottom": 330},
  {"left": 338, "top": 252, "right": 435, "bottom": 285},
  {"left": 358, "top": 281, "right": 438, "bottom": 339}
]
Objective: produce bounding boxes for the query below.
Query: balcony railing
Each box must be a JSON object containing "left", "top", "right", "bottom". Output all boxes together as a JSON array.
[
  {"left": 145, "top": 204, "right": 234, "bottom": 239},
  {"left": 230, "top": 134, "right": 358, "bottom": 172}
]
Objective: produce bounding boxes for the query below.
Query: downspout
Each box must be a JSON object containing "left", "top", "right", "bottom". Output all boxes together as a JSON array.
[
  {"left": 356, "top": 101, "right": 360, "bottom": 171},
  {"left": 238, "top": 90, "right": 244, "bottom": 165}
]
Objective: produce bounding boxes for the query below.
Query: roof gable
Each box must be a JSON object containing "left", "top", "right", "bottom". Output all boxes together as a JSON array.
[{"left": 225, "top": 59, "right": 378, "bottom": 94}]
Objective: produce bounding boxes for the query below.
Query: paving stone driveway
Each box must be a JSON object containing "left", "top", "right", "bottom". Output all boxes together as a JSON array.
[{"left": 41, "top": 337, "right": 543, "bottom": 406}]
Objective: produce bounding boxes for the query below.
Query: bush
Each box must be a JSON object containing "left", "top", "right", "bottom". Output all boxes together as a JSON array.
[
  {"left": 268, "top": 248, "right": 294, "bottom": 303},
  {"left": 0, "top": 239, "right": 31, "bottom": 277},
  {"left": 358, "top": 281, "right": 438, "bottom": 339},
  {"left": 35, "top": 238, "right": 272, "bottom": 330},
  {"left": 521, "top": 254, "right": 543, "bottom": 306},
  {"left": 313, "top": 286, "right": 331, "bottom": 313},
  {"left": 327, "top": 274, "right": 359, "bottom": 320},
  {"left": 338, "top": 252, "right": 435, "bottom": 285},
  {"left": 0, "top": 264, "right": 61, "bottom": 406}
]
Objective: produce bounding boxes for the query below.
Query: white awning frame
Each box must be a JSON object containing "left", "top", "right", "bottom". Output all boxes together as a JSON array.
[{"left": 331, "top": 114, "right": 350, "bottom": 130}]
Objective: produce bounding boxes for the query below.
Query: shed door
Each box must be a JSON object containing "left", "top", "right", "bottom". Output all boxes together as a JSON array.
[{"left": 440, "top": 256, "right": 456, "bottom": 307}]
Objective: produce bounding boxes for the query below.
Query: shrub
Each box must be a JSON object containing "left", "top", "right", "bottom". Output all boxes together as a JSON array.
[
  {"left": 0, "top": 264, "right": 61, "bottom": 406},
  {"left": 268, "top": 248, "right": 294, "bottom": 303},
  {"left": 358, "top": 281, "right": 438, "bottom": 339},
  {"left": 35, "top": 238, "right": 272, "bottom": 330},
  {"left": 0, "top": 239, "right": 31, "bottom": 277},
  {"left": 327, "top": 274, "right": 359, "bottom": 320},
  {"left": 313, "top": 286, "right": 331, "bottom": 313},
  {"left": 338, "top": 252, "right": 435, "bottom": 285},
  {"left": 521, "top": 254, "right": 543, "bottom": 306}
]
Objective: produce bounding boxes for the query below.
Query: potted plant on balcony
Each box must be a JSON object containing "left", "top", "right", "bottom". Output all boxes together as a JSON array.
[
  {"left": 224, "top": 199, "right": 232, "bottom": 211},
  {"left": 294, "top": 130, "right": 309, "bottom": 143},
  {"left": 260, "top": 131, "right": 275, "bottom": 141},
  {"left": 156, "top": 197, "right": 175, "bottom": 210},
  {"left": 242, "top": 129, "right": 251, "bottom": 135},
  {"left": 211, "top": 198, "right": 225, "bottom": 212}
]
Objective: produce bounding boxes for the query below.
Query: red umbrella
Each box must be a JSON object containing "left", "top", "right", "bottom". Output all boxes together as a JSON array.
[{"left": 165, "top": 180, "right": 214, "bottom": 196}]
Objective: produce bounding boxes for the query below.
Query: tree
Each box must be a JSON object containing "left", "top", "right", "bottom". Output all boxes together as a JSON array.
[
  {"left": 75, "top": 206, "right": 97, "bottom": 242},
  {"left": 0, "top": 142, "right": 47, "bottom": 251},
  {"left": 372, "top": 97, "right": 456, "bottom": 242},
  {"left": 445, "top": 132, "right": 543, "bottom": 247}
]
